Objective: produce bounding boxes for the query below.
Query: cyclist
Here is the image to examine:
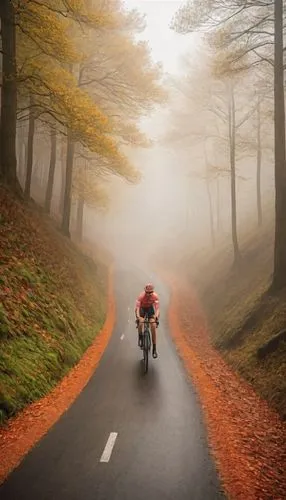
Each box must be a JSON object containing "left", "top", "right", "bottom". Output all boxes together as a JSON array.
[{"left": 135, "top": 283, "right": 160, "bottom": 359}]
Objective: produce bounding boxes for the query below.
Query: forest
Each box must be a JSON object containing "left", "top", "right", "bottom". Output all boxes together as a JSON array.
[
  {"left": 0, "top": 2, "right": 285, "bottom": 498},
  {"left": 0, "top": 0, "right": 165, "bottom": 239},
  {"left": 163, "top": 0, "right": 286, "bottom": 292}
]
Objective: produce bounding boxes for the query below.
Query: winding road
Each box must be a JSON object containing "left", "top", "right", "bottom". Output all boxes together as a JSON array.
[{"left": 0, "top": 265, "right": 224, "bottom": 499}]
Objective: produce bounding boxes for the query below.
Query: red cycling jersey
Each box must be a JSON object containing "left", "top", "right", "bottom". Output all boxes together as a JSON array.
[{"left": 135, "top": 291, "right": 159, "bottom": 311}]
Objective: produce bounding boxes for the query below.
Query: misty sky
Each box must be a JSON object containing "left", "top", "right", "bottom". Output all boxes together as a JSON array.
[
  {"left": 86, "top": 1, "right": 225, "bottom": 257},
  {"left": 85, "top": 1, "right": 273, "bottom": 264},
  {"left": 127, "top": 0, "right": 191, "bottom": 73},
  {"left": 86, "top": 0, "right": 196, "bottom": 258}
]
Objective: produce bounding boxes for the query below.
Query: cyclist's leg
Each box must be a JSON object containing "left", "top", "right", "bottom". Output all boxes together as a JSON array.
[
  {"left": 149, "top": 307, "right": 158, "bottom": 358},
  {"left": 149, "top": 318, "right": 156, "bottom": 344},
  {"left": 138, "top": 308, "right": 145, "bottom": 347}
]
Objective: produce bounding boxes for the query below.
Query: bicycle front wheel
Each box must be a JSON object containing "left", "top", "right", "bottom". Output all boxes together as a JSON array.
[{"left": 143, "top": 332, "right": 149, "bottom": 374}]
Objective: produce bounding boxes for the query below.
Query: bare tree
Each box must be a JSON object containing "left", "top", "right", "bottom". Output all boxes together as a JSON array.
[
  {"left": 172, "top": 0, "right": 286, "bottom": 289},
  {"left": 164, "top": 64, "right": 257, "bottom": 264}
]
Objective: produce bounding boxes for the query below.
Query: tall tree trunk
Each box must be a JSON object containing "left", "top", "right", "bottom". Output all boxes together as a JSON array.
[
  {"left": 61, "top": 130, "right": 74, "bottom": 237},
  {"left": 256, "top": 99, "right": 262, "bottom": 227},
  {"left": 216, "top": 176, "right": 221, "bottom": 233},
  {"left": 76, "top": 196, "right": 84, "bottom": 242},
  {"left": 40, "top": 162, "right": 45, "bottom": 189},
  {"left": 60, "top": 138, "right": 66, "bottom": 215},
  {"left": 0, "top": 1, "right": 19, "bottom": 189},
  {"left": 16, "top": 124, "right": 26, "bottom": 186},
  {"left": 206, "top": 177, "right": 215, "bottom": 248},
  {"left": 272, "top": 0, "right": 286, "bottom": 290},
  {"left": 24, "top": 96, "right": 35, "bottom": 199},
  {"left": 203, "top": 148, "right": 215, "bottom": 247},
  {"left": 229, "top": 83, "right": 240, "bottom": 265},
  {"left": 45, "top": 128, "right": 57, "bottom": 214},
  {"left": 16, "top": 127, "right": 20, "bottom": 177}
]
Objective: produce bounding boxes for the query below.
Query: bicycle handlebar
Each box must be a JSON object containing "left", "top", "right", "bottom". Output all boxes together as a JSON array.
[{"left": 135, "top": 318, "right": 159, "bottom": 327}]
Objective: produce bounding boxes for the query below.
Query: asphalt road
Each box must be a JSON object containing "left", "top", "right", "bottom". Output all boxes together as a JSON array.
[{"left": 0, "top": 264, "right": 224, "bottom": 500}]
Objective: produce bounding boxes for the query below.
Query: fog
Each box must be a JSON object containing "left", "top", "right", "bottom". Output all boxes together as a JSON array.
[
  {"left": 82, "top": 0, "right": 275, "bottom": 270},
  {"left": 11, "top": 0, "right": 278, "bottom": 277}
]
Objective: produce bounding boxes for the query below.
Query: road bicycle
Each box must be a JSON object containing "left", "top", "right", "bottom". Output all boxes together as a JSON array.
[
  {"left": 136, "top": 315, "right": 159, "bottom": 374},
  {"left": 142, "top": 315, "right": 151, "bottom": 374}
]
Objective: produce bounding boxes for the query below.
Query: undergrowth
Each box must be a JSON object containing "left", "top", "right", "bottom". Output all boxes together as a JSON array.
[{"left": 0, "top": 185, "right": 108, "bottom": 424}]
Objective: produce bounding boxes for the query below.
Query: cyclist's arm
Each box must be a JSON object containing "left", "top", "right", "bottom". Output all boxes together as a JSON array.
[
  {"left": 154, "top": 294, "right": 160, "bottom": 318},
  {"left": 135, "top": 295, "right": 142, "bottom": 318}
]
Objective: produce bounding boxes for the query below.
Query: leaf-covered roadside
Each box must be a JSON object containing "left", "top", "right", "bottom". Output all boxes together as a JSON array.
[
  {"left": 0, "top": 184, "right": 107, "bottom": 424},
  {"left": 168, "top": 278, "right": 286, "bottom": 500}
]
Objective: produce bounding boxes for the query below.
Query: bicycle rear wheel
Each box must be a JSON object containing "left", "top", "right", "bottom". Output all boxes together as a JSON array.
[{"left": 143, "top": 329, "right": 149, "bottom": 374}]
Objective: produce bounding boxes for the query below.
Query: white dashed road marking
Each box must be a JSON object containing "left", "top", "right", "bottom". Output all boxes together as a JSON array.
[
  {"left": 120, "top": 334, "right": 125, "bottom": 340},
  {"left": 100, "top": 433, "right": 118, "bottom": 463}
]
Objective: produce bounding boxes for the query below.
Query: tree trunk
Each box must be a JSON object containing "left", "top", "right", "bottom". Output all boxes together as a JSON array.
[
  {"left": 60, "top": 138, "right": 66, "bottom": 215},
  {"left": 40, "top": 161, "right": 45, "bottom": 189},
  {"left": 16, "top": 127, "right": 21, "bottom": 177},
  {"left": 256, "top": 99, "right": 262, "bottom": 227},
  {"left": 228, "top": 83, "right": 240, "bottom": 265},
  {"left": 272, "top": 0, "right": 286, "bottom": 290},
  {"left": 61, "top": 130, "right": 74, "bottom": 237},
  {"left": 16, "top": 124, "right": 26, "bottom": 186},
  {"left": 76, "top": 196, "right": 84, "bottom": 242},
  {"left": 216, "top": 176, "right": 221, "bottom": 233},
  {"left": 24, "top": 96, "right": 35, "bottom": 199},
  {"left": 206, "top": 176, "right": 215, "bottom": 248},
  {"left": 203, "top": 147, "right": 215, "bottom": 248},
  {"left": 0, "top": 0, "right": 19, "bottom": 189},
  {"left": 45, "top": 128, "right": 57, "bottom": 214}
]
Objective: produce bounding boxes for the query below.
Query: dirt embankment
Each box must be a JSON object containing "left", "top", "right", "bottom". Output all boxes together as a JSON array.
[
  {"left": 0, "top": 184, "right": 116, "bottom": 485},
  {"left": 162, "top": 223, "right": 286, "bottom": 499},
  {"left": 179, "top": 225, "right": 285, "bottom": 420},
  {"left": 0, "top": 184, "right": 111, "bottom": 425}
]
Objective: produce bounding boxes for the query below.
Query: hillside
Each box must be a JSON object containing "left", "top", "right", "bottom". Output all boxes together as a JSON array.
[
  {"left": 0, "top": 185, "right": 108, "bottom": 424},
  {"left": 175, "top": 223, "right": 286, "bottom": 419}
]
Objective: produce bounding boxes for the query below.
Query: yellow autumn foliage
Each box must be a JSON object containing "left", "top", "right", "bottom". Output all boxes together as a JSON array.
[
  {"left": 16, "top": 3, "right": 139, "bottom": 179},
  {"left": 16, "top": 0, "right": 164, "bottom": 190},
  {"left": 73, "top": 2, "right": 166, "bottom": 165},
  {"left": 80, "top": 34, "right": 167, "bottom": 119},
  {"left": 111, "top": 121, "right": 152, "bottom": 148},
  {"left": 17, "top": 1, "right": 82, "bottom": 63}
]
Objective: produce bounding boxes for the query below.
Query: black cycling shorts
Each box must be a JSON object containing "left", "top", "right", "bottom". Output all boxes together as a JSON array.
[{"left": 139, "top": 306, "right": 155, "bottom": 318}]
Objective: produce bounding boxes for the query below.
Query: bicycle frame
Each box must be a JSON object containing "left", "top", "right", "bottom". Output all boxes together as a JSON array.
[{"left": 142, "top": 316, "right": 151, "bottom": 374}]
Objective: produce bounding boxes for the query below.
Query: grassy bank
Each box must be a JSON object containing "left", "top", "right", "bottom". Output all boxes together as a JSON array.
[
  {"left": 0, "top": 185, "right": 108, "bottom": 424},
  {"left": 177, "top": 223, "right": 286, "bottom": 420}
]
